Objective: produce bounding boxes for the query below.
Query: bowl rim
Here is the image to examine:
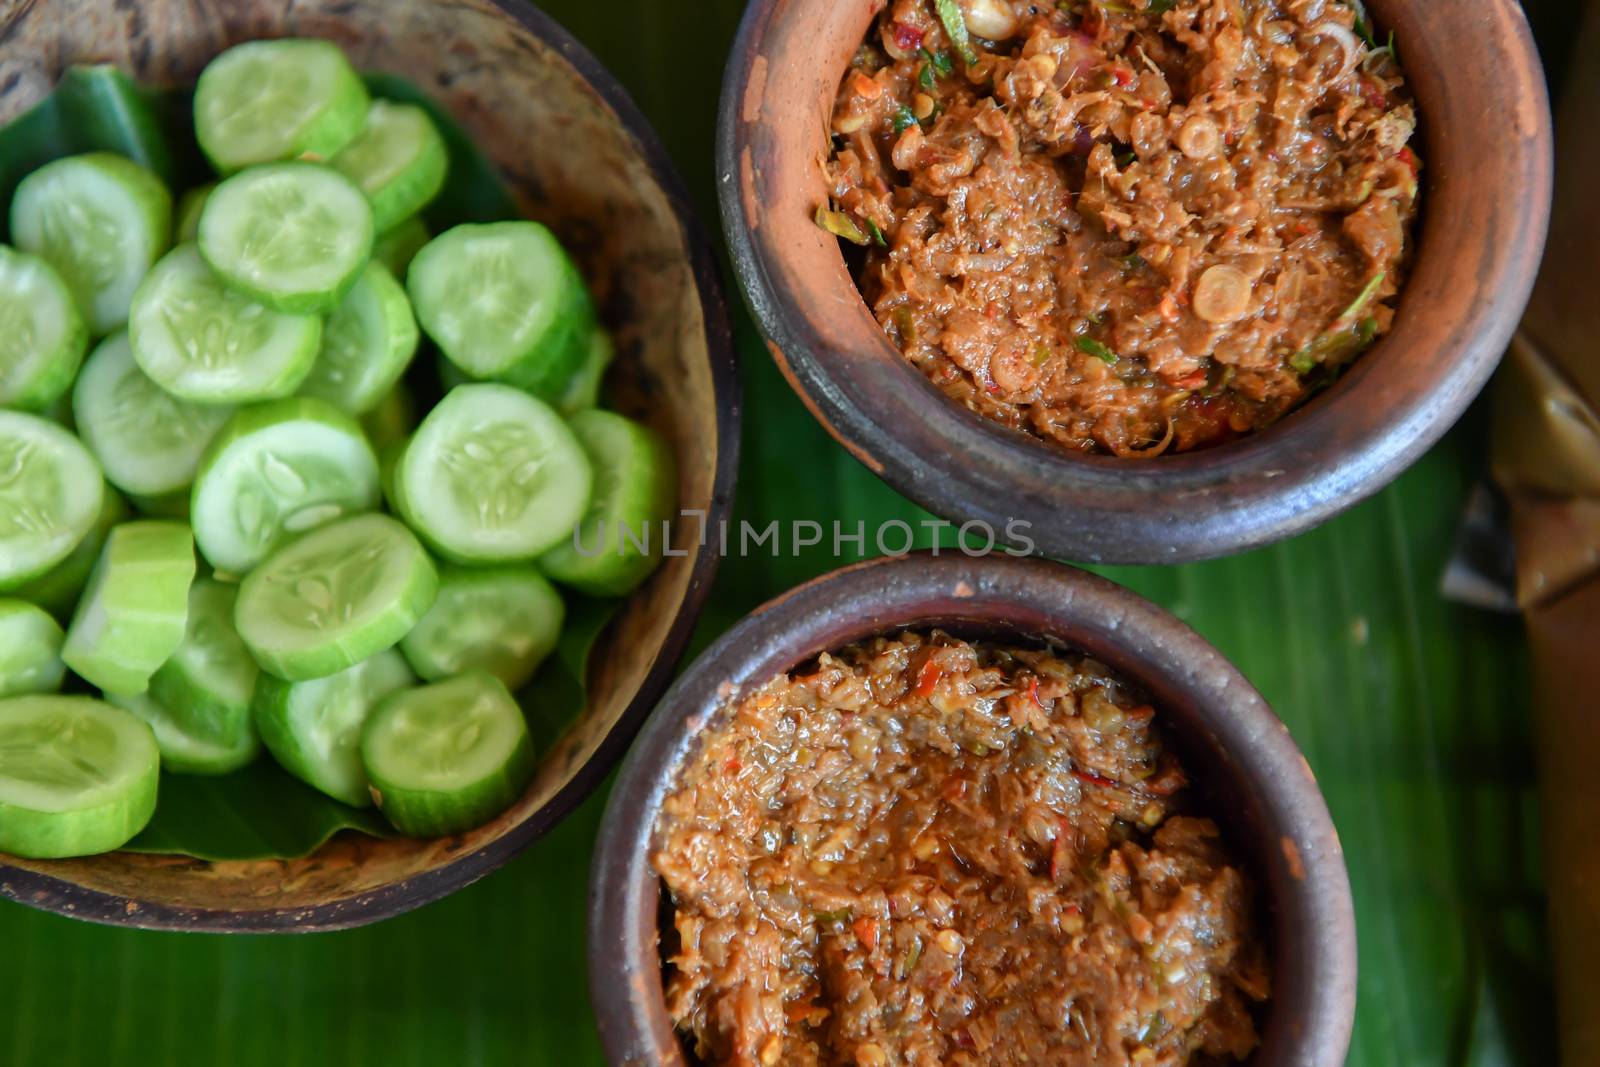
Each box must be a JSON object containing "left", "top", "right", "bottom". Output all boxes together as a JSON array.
[
  {"left": 716, "top": 0, "right": 1553, "bottom": 566},
  {"left": 589, "top": 552, "right": 1358, "bottom": 1066},
  {"left": 0, "top": 0, "right": 743, "bottom": 933}
]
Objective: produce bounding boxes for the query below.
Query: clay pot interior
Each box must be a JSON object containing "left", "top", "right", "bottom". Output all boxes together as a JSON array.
[{"left": 0, "top": 0, "right": 736, "bottom": 930}]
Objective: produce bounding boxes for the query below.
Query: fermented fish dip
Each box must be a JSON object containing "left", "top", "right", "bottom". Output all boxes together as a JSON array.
[
  {"left": 820, "top": 0, "right": 1421, "bottom": 455},
  {"left": 654, "top": 632, "right": 1270, "bottom": 1065}
]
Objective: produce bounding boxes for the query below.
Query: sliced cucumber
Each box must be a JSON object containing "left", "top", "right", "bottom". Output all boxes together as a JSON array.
[
  {"left": 360, "top": 382, "right": 416, "bottom": 451},
  {"left": 73, "top": 331, "right": 234, "bottom": 498},
  {"left": 0, "top": 246, "right": 89, "bottom": 411},
  {"left": 330, "top": 100, "right": 448, "bottom": 233},
  {"left": 9, "top": 152, "right": 173, "bottom": 334},
  {"left": 538, "top": 410, "right": 677, "bottom": 596},
  {"left": 194, "top": 38, "right": 369, "bottom": 173},
  {"left": 190, "top": 397, "right": 380, "bottom": 574},
  {"left": 147, "top": 578, "right": 259, "bottom": 746},
  {"left": 236, "top": 512, "right": 438, "bottom": 681},
  {"left": 0, "top": 410, "right": 105, "bottom": 592},
  {"left": 173, "top": 182, "right": 215, "bottom": 243},
  {"left": 108, "top": 690, "right": 259, "bottom": 776},
  {"left": 408, "top": 222, "right": 596, "bottom": 401},
  {"left": 393, "top": 383, "right": 592, "bottom": 563},
  {"left": 0, "top": 694, "right": 160, "bottom": 858},
  {"left": 61, "top": 520, "right": 195, "bottom": 696},
  {"left": 0, "top": 600, "right": 66, "bottom": 697},
  {"left": 361, "top": 671, "right": 534, "bottom": 836},
  {"left": 198, "top": 162, "right": 373, "bottom": 314},
  {"left": 252, "top": 647, "right": 415, "bottom": 807},
  {"left": 436, "top": 353, "right": 471, "bottom": 391},
  {"left": 12, "top": 484, "right": 125, "bottom": 619},
  {"left": 297, "top": 262, "right": 418, "bottom": 415},
  {"left": 128, "top": 244, "right": 322, "bottom": 404},
  {"left": 399, "top": 567, "right": 564, "bottom": 691},
  {"left": 558, "top": 330, "right": 614, "bottom": 415},
  {"left": 372, "top": 216, "right": 429, "bottom": 278}
]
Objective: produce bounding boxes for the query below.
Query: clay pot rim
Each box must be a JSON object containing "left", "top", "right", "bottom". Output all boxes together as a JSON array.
[
  {"left": 0, "top": 0, "right": 742, "bottom": 933},
  {"left": 716, "top": 0, "right": 1554, "bottom": 565},
  {"left": 589, "top": 553, "right": 1357, "bottom": 1066}
]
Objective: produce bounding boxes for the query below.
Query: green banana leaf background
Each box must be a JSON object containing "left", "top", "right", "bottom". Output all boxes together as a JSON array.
[{"left": 0, "top": 0, "right": 1578, "bottom": 1064}]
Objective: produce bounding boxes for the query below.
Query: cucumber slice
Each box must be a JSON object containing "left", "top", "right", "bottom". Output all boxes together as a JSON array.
[
  {"left": 129, "top": 244, "right": 322, "bottom": 404},
  {"left": 361, "top": 672, "right": 534, "bottom": 836},
  {"left": 557, "top": 330, "right": 614, "bottom": 416},
  {"left": 0, "top": 694, "right": 159, "bottom": 858},
  {"left": 61, "top": 520, "right": 195, "bottom": 696},
  {"left": 538, "top": 410, "right": 677, "bottom": 596},
  {"left": 0, "top": 600, "right": 66, "bottom": 697},
  {"left": 372, "top": 216, "right": 429, "bottom": 278},
  {"left": 393, "top": 383, "right": 592, "bottom": 563},
  {"left": 190, "top": 396, "right": 380, "bottom": 574},
  {"left": 297, "top": 262, "right": 418, "bottom": 415},
  {"left": 0, "top": 246, "right": 89, "bottom": 411},
  {"left": 0, "top": 410, "right": 105, "bottom": 592},
  {"left": 236, "top": 512, "right": 438, "bottom": 681},
  {"left": 330, "top": 100, "right": 448, "bottom": 233},
  {"left": 360, "top": 382, "right": 416, "bottom": 452},
  {"left": 12, "top": 484, "right": 125, "bottom": 619},
  {"left": 107, "top": 690, "right": 259, "bottom": 776},
  {"left": 73, "top": 332, "right": 234, "bottom": 497},
  {"left": 173, "top": 183, "right": 215, "bottom": 243},
  {"left": 408, "top": 222, "right": 596, "bottom": 401},
  {"left": 252, "top": 648, "right": 414, "bottom": 807},
  {"left": 399, "top": 567, "right": 564, "bottom": 690},
  {"left": 198, "top": 162, "right": 373, "bottom": 314},
  {"left": 378, "top": 437, "right": 407, "bottom": 514},
  {"left": 194, "top": 39, "right": 369, "bottom": 173},
  {"left": 147, "top": 577, "right": 259, "bottom": 745},
  {"left": 436, "top": 353, "right": 471, "bottom": 391},
  {"left": 8, "top": 152, "right": 173, "bottom": 334}
]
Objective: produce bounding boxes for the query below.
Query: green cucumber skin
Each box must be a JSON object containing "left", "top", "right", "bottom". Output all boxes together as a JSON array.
[
  {"left": 360, "top": 673, "right": 535, "bottom": 836},
  {"left": 408, "top": 222, "right": 596, "bottom": 402},
  {"left": 372, "top": 216, "right": 429, "bottom": 278},
  {"left": 12, "top": 485, "right": 127, "bottom": 620},
  {"left": 0, "top": 412, "right": 107, "bottom": 593},
  {"left": 251, "top": 649, "right": 416, "bottom": 807},
  {"left": 147, "top": 578, "right": 259, "bottom": 745},
  {"left": 109, "top": 690, "right": 260, "bottom": 777},
  {"left": 331, "top": 101, "right": 449, "bottom": 233},
  {"left": 297, "top": 262, "right": 419, "bottom": 415},
  {"left": 369, "top": 728, "right": 533, "bottom": 837},
  {"left": 398, "top": 567, "right": 564, "bottom": 691},
  {"left": 0, "top": 695, "right": 160, "bottom": 859},
  {"left": 556, "top": 330, "right": 614, "bottom": 416},
  {"left": 60, "top": 520, "right": 197, "bottom": 697},
  {"left": 194, "top": 39, "right": 370, "bottom": 174},
  {"left": 538, "top": 410, "right": 678, "bottom": 597},
  {"left": 0, "top": 600, "right": 66, "bottom": 698},
  {"left": 173, "top": 183, "right": 215, "bottom": 244},
  {"left": 0, "top": 248, "right": 89, "bottom": 412}
]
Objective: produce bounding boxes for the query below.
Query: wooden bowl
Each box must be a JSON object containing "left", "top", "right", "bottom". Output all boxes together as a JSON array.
[
  {"left": 719, "top": 0, "right": 1553, "bottom": 565},
  {"left": 590, "top": 554, "right": 1357, "bottom": 1066},
  {"left": 0, "top": 0, "right": 739, "bottom": 931}
]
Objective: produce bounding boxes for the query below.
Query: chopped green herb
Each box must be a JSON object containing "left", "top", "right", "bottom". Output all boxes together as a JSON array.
[
  {"left": 898, "top": 935, "right": 924, "bottom": 979},
  {"left": 814, "top": 204, "right": 869, "bottom": 246},
  {"left": 1034, "top": 345, "right": 1054, "bottom": 367},
  {"left": 1289, "top": 347, "right": 1317, "bottom": 375},
  {"left": 922, "top": 47, "right": 954, "bottom": 76},
  {"left": 1146, "top": 0, "right": 1179, "bottom": 12},
  {"left": 1122, "top": 253, "right": 1147, "bottom": 272},
  {"left": 935, "top": 0, "right": 980, "bottom": 65},
  {"left": 1075, "top": 336, "right": 1119, "bottom": 364},
  {"left": 1331, "top": 271, "right": 1387, "bottom": 334},
  {"left": 1202, "top": 364, "right": 1235, "bottom": 397},
  {"left": 866, "top": 219, "right": 888, "bottom": 247},
  {"left": 891, "top": 105, "right": 918, "bottom": 133},
  {"left": 919, "top": 62, "right": 937, "bottom": 92},
  {"left": 893, "top": 305, "right": 917, "bottom": 345},
  {"left": 1115, "top": 150, "right": 1137, "bottom": 168},
  {"left": 1087, "top": 311, "right": 1105, "bottom": 326},
  {"left": 813, "top": 907, "right": 852, "bottom": 926},
  {"left": 1098, "top": 0, "right": 1135, "bottom": 13}
]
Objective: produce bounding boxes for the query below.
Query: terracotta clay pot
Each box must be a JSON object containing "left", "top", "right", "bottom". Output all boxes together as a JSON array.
[
  {"left": 590, "top": 553, "right": 1357, "bottom": 1066},
  {"left": 718, "top": 0, "right": 1553, "bottom": 565},
  {"left": 0, "top": 0, "right": 739, "bottom": 931}
]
